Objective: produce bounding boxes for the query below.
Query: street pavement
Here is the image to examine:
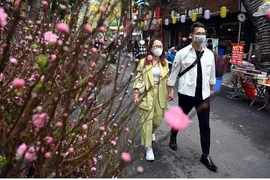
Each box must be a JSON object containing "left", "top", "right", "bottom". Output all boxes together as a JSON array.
[{"left": 117, "top": 60, "right": 270, "bottom": 178}]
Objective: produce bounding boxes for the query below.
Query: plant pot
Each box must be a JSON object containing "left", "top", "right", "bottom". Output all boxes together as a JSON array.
[{"left": 214, "top": 77, "right": 222, "bottom": 93}]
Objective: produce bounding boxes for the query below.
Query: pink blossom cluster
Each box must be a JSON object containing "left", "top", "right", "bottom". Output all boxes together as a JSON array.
[
  {"left": 0, "top": 7, "right": 8, "bottom": 27},
  {"left": 16, "top": 143, "right": 37, "bottom": 161}
]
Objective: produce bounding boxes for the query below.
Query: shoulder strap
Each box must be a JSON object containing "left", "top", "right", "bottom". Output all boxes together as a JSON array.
[{"left": 178, "top": 51, "right": 204, "bottom": 77}]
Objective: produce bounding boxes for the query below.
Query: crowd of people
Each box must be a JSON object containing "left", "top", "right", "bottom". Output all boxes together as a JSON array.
[{"left": 133, "top": 22, "right": 218, "bottom": 172}]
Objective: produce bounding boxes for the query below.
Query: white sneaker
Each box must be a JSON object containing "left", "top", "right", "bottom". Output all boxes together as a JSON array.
[
  {"left": 145, "top": 147, "right": 155, "bottom": 161},
  {"left": 152, "top": 133, "right": 156, "bottom": 142}
]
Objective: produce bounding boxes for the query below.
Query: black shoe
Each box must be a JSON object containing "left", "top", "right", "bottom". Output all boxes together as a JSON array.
[
  {"left": 200, "top": 154, "right": 218, "bottom": 172},
  {"left": 169, "top": 134, "right": 177, "bottom": 150}
]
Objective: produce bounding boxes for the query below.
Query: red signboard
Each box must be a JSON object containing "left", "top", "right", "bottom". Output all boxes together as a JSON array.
[{"left": 231, "top": 43, "right": 244, "bottom": 66}]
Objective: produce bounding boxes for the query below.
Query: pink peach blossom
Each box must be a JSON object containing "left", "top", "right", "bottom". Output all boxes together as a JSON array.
[
  {"left": 32, "top": 113, "right": 48, "bottom": 129},
  {"left": 68, "top": 147, "right": 74, "bottom": 153},
  {"left": 99, "top": 126, "right": 105, "bottom": 131},
  {"left": 182, "top": 37, "right": 187, "bottom": 42},
  {"left": 110, "top": 140, "right": 116, "bottom": 146},
  {"left": 55, "top": 122, "right": 63, "bottom": 128},
  {"left": 92, "top": 48, "right": 98, "bottom": 54},
  {"left": 25, "top": 146, "right": 37, "bottom": 161},
  {"left": 164, "top": 106, "right": 189, "bottom": 131},
  {"left": 56, "top": 23, "right": 70, "bottom": 33},
  {"left": 44, "top": 136, "right": 53, "bottom": 144},
  {"left": 90, "top": 62, "right": 96, "bottom": 67},
  {"left": 0, "top": 7, "right": 8, "bottom": 27},
  {"left": 9, "top": 57, "right": 18, "bottom": 65},
  {"left": 99, "top": 6, "right": 106, "bottom": 13},
  {"left": 99, "top": 38, "right": 105, "bottom": 44},
  {"left": 121, "top": 152, "right": 131, "bottom": 162},
  {"left": 44, "top": 31, "right": 58, "bottom": 43},
  {"left": 0, "top": 73, "right": 4, "bottom": 82},
  {"left": 12, "top": 78, "right": 25, "bottom": 89},
  {"left": 57, "top": 40, "right": 63, "bottom": 45},
  {"left": 91, "top": 167, "right": 96, "bottom": 172},
  {"left": 147, "top": 55, "right": 153, "bottom": 61},
  {"left": 44, "top": 152, "right": 51, "bottom": 159},
  {"left": 83, "top": 24, "right": 91, "bottom": 32},
  {"left": 16, "top": 143, "right": 27, "bottom": 159},
  {"left": 50, "top": 54, "right": 56, "bottom": 61},
  {"left": 14, "top": 0, "right": 21, "bottom": 10},
  {"left": 137, "top": 166, "right": 144, "bottom": 173},
  {"left": 82, "top": 124, "right": 88, "bottom": 130},
  {"left": 42, "top": 0, "right": 48, "bottom": 5}
]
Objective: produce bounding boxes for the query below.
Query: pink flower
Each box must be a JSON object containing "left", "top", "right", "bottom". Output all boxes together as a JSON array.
[
  {"left": 44, "top": 31, "right": 58, "bottom": 43},
  {"left": 56, "top": 23, "right": 70, "bottom": 33},
  {"left": 0, "top": 7, "right": 8, "bottom": 27},
  {"left": 44, "top": 152, "right": 51, "bottom": 159},
  {"left": 93, "top": 157, "right": 97, "bottom": 164},
  {"left": 14, "top": 0, "right": 21, "bottom": 10},
  {"left": 44, "top": 136, "right": 53, "bottom": 144},
  {"left": 147, "top": 55, "right": 153, "bottom": 61},
  {"left": 110, "top": 140, "right": 116, "bottom": 146},
  {"left": 68, "top": 147, "right": 74, "bottom": 153},
  {"left": 82, "top": 124, "right": 88, "bottom": 130},
  {"left": 32, "top": 113, "right": 48, "bottom": 129},
  {"left": 137, "top": 166, "right": 144, "bottom": 173},
  {"left": 91, "top": 167, "right": 96, "bottom": 172},
  {"left": 83, "top": 24, "right": 91, "bottom": 32},
  {"left": 164, "top": 106, "right": 189, "bottom": 131},
  {"left": 0, "top": 73, "right": 5, "bottom": 82},
  {"left": 90, "top": 62, "right": 96, "bottom": 67},
  {"left": 57, "top": 40, "right": 63, "bottom": 45},
  {"left": 99, "top": 6, "right": 106, "bottom": 13},
  {"left": 92, "top": 48, "right": 98, "bottom": 54},
  {"left": 267, "top": 8, "right": 270, "bottom": 21},
  {"left": 99, "top": 39, "right": 105, "bottom": 44},
  {"left": 25, "top": 146, "right": 37, "bottom": 161},
  {"left": 99, "top": 126, "right": 105, "bottom": 131},
  {"left": 121, "top": 152, "right": 131, "bottom": 162},
  {"left": 42, "top": 0, "right": 48, "bottom": 5},
  {"left": 100, "top": 26, "right": 107, "bottom": 32},
  {"left": 55, "top": 122, "right": 63, "bottom": 128},
  {"left": 12, "top": 78, "right": 25, "bottom": 89},
  {"left": 9, "top": 57, "right": 18, "bottom": 65},
  {"left": 182, "top": 37, "right": 187, "bottom": 42},
  {"left": 16, "top": 143, "right": 27, "bottom": 159},
  {"left": 50, "top": 54, "right": 56, "bottom": 61}
]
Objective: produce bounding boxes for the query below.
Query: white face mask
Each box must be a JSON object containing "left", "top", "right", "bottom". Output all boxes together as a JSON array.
[
  {"left": 151, "top": 48, "right": 163, "bottom": 57},
  {"left": 194, "top": 35, "right": 206, "bottom": 45}
]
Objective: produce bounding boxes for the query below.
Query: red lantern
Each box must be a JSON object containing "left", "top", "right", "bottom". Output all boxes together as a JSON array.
[
  {"left": 132, "top": 7, "right": 137, "bottom": 14},
  {"left": 155, "top": 7, "right": 161, "bottom": 18}
]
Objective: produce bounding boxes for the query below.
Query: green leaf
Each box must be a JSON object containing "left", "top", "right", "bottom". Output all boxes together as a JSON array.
[
  {"left": 31, "top": 44, "right": 39, "bottom": 49},
  {"left": 37, "top": 55, "right": 48, "bottom": 74}
]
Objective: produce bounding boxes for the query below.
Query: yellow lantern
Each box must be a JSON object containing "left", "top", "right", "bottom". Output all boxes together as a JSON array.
[
  {"left": 191, "top": 12, "right": 197, "bottom": 22},
  {"left": 158, "top": 18, "right": 162, "bottom": 25},
  {"left": 172, "top": 16, "right": 177, "bottom": 24},
  {"left": 141, "top": 21, "right": 144, "bottom": 27},
  {"left": 220, "top": 6, "right": 227, "bottom": 18},
  {"left": 264, "top": 0, "right": 270, "bottom": 2}
]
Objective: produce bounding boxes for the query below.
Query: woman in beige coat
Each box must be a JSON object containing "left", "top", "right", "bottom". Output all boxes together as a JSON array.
[{"left": 133, "top": 39, "right": 170, "bottom": 161}]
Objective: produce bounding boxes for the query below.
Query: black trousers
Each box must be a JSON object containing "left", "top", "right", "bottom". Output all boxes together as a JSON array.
[{"left": 172, "top": 87, "right": 211, "bottom": 155}]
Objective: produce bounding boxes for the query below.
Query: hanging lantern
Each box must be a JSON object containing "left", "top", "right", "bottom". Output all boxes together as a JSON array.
[
  {"left": 144, "top": 20, "right": 148, "bottom": 26},
  {"left": 152, "top": 19, "right": 157, "bottom": 25},
  {"left": 164, "top": 18, "right": 169, "bottom": 25},
  {"left": 158, "top": 18, "right": 162, "bottom": 25},
  {"left": 180, "top": 15, "right": 186, "bottom": 23},
  {"left": 264, "top": 0, "right": 270, "bottom": 2},
  {"left": 191, "top": 12, "right": 197, "bottom": 22},
  {"left": 155, "top": 7, "right": 161, "bottom": 18},
  {"left": 204, "top": 9, "right": 211, "bottom": 20},
  {"left": 172, "top": 16, "right": 177, "bottom": 24},
  {"left": 220, "top": 6, "right": 227, "bottom": 18},
  {"left": 140, "top": 21, "right": 144, "bottom": 27}
]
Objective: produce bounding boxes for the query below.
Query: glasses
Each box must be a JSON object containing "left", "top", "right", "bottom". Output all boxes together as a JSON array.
[
  {"left": 152, "top": 45, "right": 163, "bottom": 49},
  {"left": 193, "top": 32, "right": 206, "bottom": 35}
]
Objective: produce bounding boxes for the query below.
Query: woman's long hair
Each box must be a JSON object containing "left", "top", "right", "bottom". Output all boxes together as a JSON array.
[{"left": 144, "top": 38, "right": 167, "bottom": 66}]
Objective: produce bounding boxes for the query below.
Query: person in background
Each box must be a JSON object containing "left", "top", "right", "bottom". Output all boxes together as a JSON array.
[
  {"left": 133, "top": 39, "right": 170, "bottom": 162},
  {"left": 167, "top": 22, "right": 218, "bottom": 171},
  {"left": 206, "top": 39, "right": 213, "bottom": 51}
]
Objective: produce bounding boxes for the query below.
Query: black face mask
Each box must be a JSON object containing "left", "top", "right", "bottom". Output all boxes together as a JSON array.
[{"left": 207, "top": 45, "right": 213, "bottom": 49}]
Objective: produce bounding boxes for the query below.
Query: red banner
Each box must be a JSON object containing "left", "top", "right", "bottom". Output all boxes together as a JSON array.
[{"left": 231, "top": 43, "right": 244, "bottom": 66}]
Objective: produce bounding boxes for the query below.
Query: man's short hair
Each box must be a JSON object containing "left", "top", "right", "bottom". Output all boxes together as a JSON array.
[
  {"left": 190, "top": 22, "right": 206, "bottom": 33},
  {"left": 207, "top": 39, "right": 213, "bottom": 43}
]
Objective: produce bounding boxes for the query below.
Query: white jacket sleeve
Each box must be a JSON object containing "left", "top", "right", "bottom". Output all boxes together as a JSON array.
[
  {"left": 168, "top": 51, "right": 182, "bottom": 87},
  {"left": 209, "top": 53, "right": 216, "bottom": 85}
]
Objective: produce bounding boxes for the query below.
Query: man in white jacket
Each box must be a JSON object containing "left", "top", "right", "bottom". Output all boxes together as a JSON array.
[{"left": 167, "top": 22, "right": 217, "bottom": 171}]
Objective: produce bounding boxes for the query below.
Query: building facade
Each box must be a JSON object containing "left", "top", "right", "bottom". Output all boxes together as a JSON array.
[{"left": 160, "top": 0, "right": 254, "bottom": 56}]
